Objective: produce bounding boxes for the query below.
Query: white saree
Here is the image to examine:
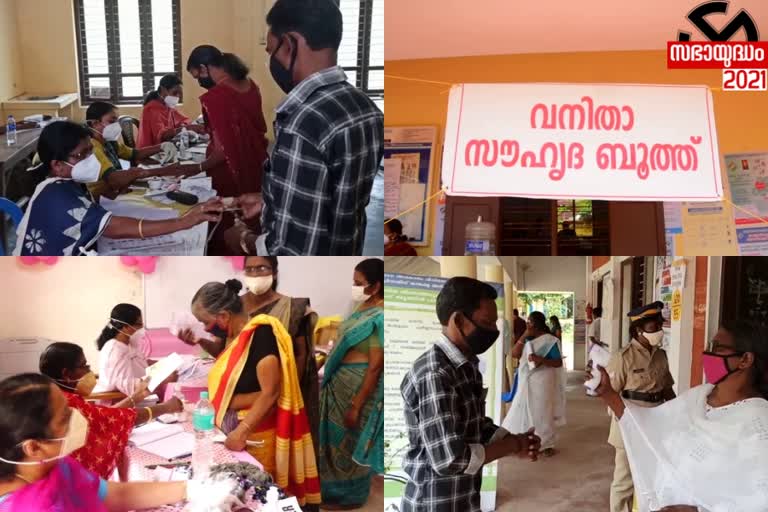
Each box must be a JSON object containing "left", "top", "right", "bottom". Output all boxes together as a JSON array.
[
  {"left": 619, "top": 384, "right": 768, "bottom": 512},
  {"left": 501, "top": 333, "right": 566, "bottom": 449}
]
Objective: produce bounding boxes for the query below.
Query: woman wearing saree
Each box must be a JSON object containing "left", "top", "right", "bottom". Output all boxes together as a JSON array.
[
  {"left": 0, "top": 374, "right": 236, "bottom": 511},
  {"left": 186, "top": 45, "right": 269, "bottom": 255},
  {"left": 190, "top": 279, "right": 321, "bottom": 507},
  {"left": 591, "top": 321, "right": 768, "bottom": 512},
  {"left": 503, "top": 311, "right": 566, "bottom": 457},
  {"left": 319, "top": 258, "right": 384, "bottom": 509},
  {"left": 14, "top": 121, "right": 222, "bottom": 256},
  {"left": 38, "top": 342, "right": 183, "bottom": 480}
]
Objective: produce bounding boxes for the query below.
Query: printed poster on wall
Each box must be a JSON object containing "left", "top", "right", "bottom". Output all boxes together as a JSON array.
[
  {"left": 442, "top": 83, "right": 723, "bottom": 202},
  {"left": 724, "top": 152, "right": 768, "bottom": 255},
  {"left": 383, "top": 273, "right": 505, "bottom": 512}
]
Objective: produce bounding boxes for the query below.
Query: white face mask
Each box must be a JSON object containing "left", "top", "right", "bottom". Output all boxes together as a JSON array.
[
  {"left": 352, "top": 285, "right": 371, "bottom": 303},
  {"left": 384, "top": 234, "right": 390, "bottom": 245},
  {"left": 643, "top": 330, "right": 665, "bottom": 347},
  {"left": 64, "top": 153, "right": 101, "bottom": 183},
  {"left": 244, "top": 275, "right": 273, "bottom": 296},
  {"left": 111, "top": 318, "right": 145, "bottom": 347},
  {"left": 0, "top": 408, "right": 89, "bottom": 465},
  {"left": 102, "top": 122, "right": 122, "bottom": 142},
  {"left": 164, "top": 95, "right": 180, "bottom": 109}
]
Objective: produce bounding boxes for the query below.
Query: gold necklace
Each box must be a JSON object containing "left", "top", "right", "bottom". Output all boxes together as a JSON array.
[{"left": 15, "top": 474, "right": 32, "bottom": 484}]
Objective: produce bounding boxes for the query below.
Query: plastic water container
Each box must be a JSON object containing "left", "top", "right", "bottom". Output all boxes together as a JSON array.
[
  {"left": 464, "top": 216, "right": 496, "bottom": 255},
  {"left": 191, "top": 391, "right": 215, "bottom": 480},
  {"left": 179, "top": 127, "right": 190, "bottom": 159},
  {"left": 6, "top": 116, "right": 17, "bottom": 146}
]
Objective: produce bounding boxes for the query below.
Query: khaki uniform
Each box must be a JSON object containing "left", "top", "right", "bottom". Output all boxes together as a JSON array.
[{"left": 606, "top": 340, "right": 674, "bottom": 512}]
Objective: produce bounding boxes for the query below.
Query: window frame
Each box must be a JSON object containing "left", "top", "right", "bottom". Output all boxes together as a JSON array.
[
  {"left": 341, "top": 0, "right": 382, "bottom": 98},
  {"left": 73, "top": 0, "right": 182, "bottom": 106}
]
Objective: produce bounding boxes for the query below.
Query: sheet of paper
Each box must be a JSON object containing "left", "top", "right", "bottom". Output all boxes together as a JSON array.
[
  {"left": 100, "top": 197, "right": 180, "bottom": 221},
  {"left": 398, "top": 183, "right": 427, "bottom": 241},
  {"left": 145, "top": 352, "right": 184, "bottom": 392},
  {"left": 97, "top": 223, "right": 208, "bottom": 255},
  {"left": 277, "top": 496, "right": 303, "bottom": 512},
  {"left": 680, "top": 202, "right": 738, "bottom": 255},
  {"left": 130, "top": 422, "right": 185, "bottom": 447},
  {"left": 139, "top": 431, "right": 195, "bottom": 460},
  {"left": 384, "top": 158, "right": 402, "bottom": 218}
]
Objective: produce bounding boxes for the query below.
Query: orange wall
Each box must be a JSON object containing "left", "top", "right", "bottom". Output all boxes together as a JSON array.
[
  {"left": 592, "top": 256, "right": 610, "bottom": 272},
  {"left": 386, "top": 50, "right": 768, "bottom": 255}
]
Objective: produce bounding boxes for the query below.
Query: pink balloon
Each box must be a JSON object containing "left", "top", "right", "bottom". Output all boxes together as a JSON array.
[
  {"left": 224, "top": 256, "right": 244, "bottom": 271},
  {"left": 18, "top": 256, "right": 60, "bottom": 266},
  {"left": 120, "top": 256, "right": 158, "bottom": 274}
]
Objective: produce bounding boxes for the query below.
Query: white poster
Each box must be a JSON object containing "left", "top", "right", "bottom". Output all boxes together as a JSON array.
[
  {"left": 384, "top": 158, "right": 402, "bottom": 218},
  {"left": 442, "top": 83, "right": 723, "bottom": 202}
]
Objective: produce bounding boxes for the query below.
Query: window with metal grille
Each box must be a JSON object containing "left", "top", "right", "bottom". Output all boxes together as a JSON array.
[
  {"left": 74, "top": 0, "right": 181, "bottom": 105},
  {"left": 631, "top": 256, "right": 646, "bottom": 310},
  {"left": 338, "top": 0, "right": 383, "bottom": 98}
]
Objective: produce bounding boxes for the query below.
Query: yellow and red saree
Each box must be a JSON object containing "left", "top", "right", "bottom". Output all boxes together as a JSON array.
[{"left": 208, "top": 314, "right": 320, "bottom": 505}]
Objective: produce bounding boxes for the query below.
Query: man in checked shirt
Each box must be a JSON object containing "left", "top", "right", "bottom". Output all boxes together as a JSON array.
[
  {"left": 227, "top": 0, "right": 384, "bottom": 256},
  {"left": 400, "top": 277, "right": 542, "bottom": 512}
]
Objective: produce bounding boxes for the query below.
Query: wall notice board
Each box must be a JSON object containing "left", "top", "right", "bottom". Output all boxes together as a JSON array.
[{"left": 383, "top": 126, "right": 438, "bottom": 246}]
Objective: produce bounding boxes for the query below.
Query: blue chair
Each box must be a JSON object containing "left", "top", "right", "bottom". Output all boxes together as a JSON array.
[{"left": 0, "top": 197, "right": 23, "bottom": 256}]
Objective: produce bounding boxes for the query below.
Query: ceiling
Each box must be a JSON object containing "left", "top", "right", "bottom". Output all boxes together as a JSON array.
[{"left": 385, "top": 0, "right": 767, "bottom": 61}]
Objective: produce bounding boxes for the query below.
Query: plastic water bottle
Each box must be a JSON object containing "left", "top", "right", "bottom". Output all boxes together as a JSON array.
[
  {"left": 179, "top": 127, "right": 190, "bottom": 160},
  {"left": 191, "top": 391, "right": 215, "bottom": 480},
  {"left": 464, "top": 216, "right": 497, "bottom": 255},
  {"left": 6, "top": 116, "right": 17, "bottom": 146}
]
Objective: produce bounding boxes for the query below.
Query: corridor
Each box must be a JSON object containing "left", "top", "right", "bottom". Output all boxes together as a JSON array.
[{"left": 497, "top": 371, "right": 614, "bottom": 511}]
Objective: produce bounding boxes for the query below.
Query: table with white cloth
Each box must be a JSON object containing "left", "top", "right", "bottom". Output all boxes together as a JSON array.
[
  {"left": 128, "top": 419, "right": 265, "bottom": 512},
  {"left": 97, "top": 170, "right": 217, "bottom": 255}
]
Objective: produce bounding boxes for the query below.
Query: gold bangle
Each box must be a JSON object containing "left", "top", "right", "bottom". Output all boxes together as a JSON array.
[
  {"left": 138, "top": 218, "right": 145, "bottom": 240},
  {"left": 129, "top": 395, "right": 136, "bottom": 407},
  {"left": 145, "top": 406, "right": 153, "bottom": 423}
]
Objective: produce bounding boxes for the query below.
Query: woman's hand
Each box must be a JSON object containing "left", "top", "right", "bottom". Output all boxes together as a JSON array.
[
  {"left": 162, "top": 396, "right": 184, "bottom": 414},
  {"left": 133, "top": 378, "right": 151, "bottom": 402},
  {"left": 343, "top": 403, "right": 362, "bottom": 429},
  {"left": 528, "top": 354, "right": 544, "bottom": 367},
  {"left": 236, "top": 194, "right": 263, "bottom": 220},
  {"left": 224, "top": 424, "right": 250, "bottom": 452},
  {"left": 184, "top": 199, "right": 224, "bottom": 226},
  {"left": 177, "top": 328, "right": 198, "bottom": 346}
]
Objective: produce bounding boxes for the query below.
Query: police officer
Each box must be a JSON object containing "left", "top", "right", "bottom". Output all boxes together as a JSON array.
[{"left": 606, "top": 301, "right": 676, "bottom": 512}]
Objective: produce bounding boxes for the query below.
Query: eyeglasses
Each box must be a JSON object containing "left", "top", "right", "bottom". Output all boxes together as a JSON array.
[{"left": 245, "top": 265, "right": 273, "bottom": 275}]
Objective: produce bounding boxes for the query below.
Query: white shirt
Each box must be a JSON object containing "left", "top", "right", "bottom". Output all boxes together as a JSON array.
[
  {"left": 93, "top": 338, "right": 148, "bottom": 395},
  {"left": 588, "top": 317, "right": 602, "bottom": 341}
]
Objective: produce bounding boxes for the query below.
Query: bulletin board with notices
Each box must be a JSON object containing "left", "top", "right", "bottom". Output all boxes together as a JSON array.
[
  {"left": 383, "top": 126, "right": 438, "bottom": 246},
  {"left": 724, "top": 152, "right": 768, "bottom": 255}
]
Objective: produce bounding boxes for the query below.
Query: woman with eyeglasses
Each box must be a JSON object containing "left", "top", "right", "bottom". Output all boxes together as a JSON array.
[
  {"left": 14, "top": 121, "right": 223, "bottom": 256},
  {"left": 187, "top": 279, "right": 321, "bottom": 507},
  {"left": 0, "top": 373, "right": 238, "bottom": 511},
  {"left": 39, "top": 342, "right": 182, "bottom": 480},
  {"left": 589, "top": 321, "right": 768, "bottom": 511}
]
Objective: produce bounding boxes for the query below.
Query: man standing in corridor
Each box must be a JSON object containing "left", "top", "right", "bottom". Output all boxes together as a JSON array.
[
  {"left": 605, "top": 301, "right": 676, "bottom": 512},
  {"left": 400, "top": 277, "right": 541, "bottom": 511}
]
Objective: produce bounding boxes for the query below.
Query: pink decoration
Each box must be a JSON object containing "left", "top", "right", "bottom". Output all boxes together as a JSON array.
[
  {"left": 18, "top": 256, "right": 60, "bottom": 266},
  {"left": 224, "top": 256, "right": 245, "bottom": 271},
  {"left": 120, "top": 256, "right": 159, "bottom": 274}
]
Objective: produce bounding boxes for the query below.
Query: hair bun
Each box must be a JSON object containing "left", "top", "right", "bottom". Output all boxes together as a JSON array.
[{"left": 225, "top": 279, "right": 243, "bottom": 294}]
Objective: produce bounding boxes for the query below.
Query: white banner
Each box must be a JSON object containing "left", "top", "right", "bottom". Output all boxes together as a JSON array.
[{"left": 442, "top": 83, "right": 723, "bottom": 202}]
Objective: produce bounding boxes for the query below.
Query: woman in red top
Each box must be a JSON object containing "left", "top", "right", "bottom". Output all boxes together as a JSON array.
[
  {"left": 186, "top": 45, "right": 269, "bottom": 254},
  {"left": 384, "top": 218, "right": 418, "bottom": 256},
  {"left": 38, "top": 343, "right": 183, "bottom": 480},
  {"left": 137, "top": 74, "right": 206, "bottom": 147}
]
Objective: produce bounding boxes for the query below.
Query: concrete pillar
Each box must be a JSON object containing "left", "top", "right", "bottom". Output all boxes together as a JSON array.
[
  {"left": 484, "top": 263, "right": 504, "bottom": 283},
  {"left": 440, "top": 256, "right": 477, "bottom": 279}
]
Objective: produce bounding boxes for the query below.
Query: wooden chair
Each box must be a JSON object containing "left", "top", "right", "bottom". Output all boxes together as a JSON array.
[{"left": 85, "top": 390, "right": 126, "bottom": 403}]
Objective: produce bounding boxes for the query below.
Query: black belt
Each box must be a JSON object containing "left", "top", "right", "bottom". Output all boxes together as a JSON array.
[{"left": 622, "top": 390, "right": 664, "bottom": 403}]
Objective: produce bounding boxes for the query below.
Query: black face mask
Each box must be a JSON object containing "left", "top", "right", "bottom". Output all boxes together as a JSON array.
[
  {"left": 270, "top": 36, "right": 298, "bottom": 94},
  {"left": 197, "top": 66, "right": 216, "bottom": 90},
  {"left": 206, "top": 324, "right": 228, "bottom": 341},
  {"left": 459, "top": 312, "right": 500, "bottom": 355}
]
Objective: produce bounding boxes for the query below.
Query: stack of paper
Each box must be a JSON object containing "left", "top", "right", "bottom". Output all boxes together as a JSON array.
[
  {"left": 145, "top": 352, "right": 184, "bottom": 392},
  {"left": 130, "top": 422, "right": 195, "bottom": 460}
]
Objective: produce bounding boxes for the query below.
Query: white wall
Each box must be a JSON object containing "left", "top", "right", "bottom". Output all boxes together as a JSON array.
[
  {"left": 0, "top": 256, "right": 376, "bottom": 370},
  {"left": 516, "top": 257, "right": 588, "bottom": 370},
  {"left": 144, "top": 256, "right": 368, "bottom": 328},
  {"left": 0, "top": 257, "right": 143, "bottom": 368}
]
